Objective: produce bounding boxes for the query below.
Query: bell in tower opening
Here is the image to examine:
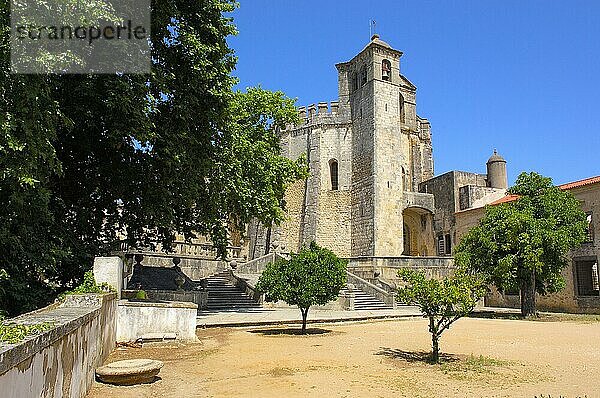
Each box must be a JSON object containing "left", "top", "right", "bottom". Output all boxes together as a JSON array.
[{"left": 382, "top": 59, "right": 391, "bottom": 81}]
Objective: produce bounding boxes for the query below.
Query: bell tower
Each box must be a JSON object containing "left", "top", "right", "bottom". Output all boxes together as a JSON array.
[{"left": 336, "top": 35, "right": 435, "bottom": 256}]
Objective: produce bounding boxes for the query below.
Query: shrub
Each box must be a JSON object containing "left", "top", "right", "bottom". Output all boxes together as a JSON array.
[
  {"left": 397, "top": 269, "right": 487, "bottom": 363},
  {"left": 256, "top": 242, "right": 347, "bottom": 334}
]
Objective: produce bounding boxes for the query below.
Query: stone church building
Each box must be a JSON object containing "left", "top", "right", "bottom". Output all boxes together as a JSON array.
[
  {"left": 244, "top": 35, "right": 599, "bottom": 313},
  {"left": 130, "top": 35, "right": 599, "bottom": 314},
  {"left": 247, "top": 35, "right": 508, "bottom": 261}
]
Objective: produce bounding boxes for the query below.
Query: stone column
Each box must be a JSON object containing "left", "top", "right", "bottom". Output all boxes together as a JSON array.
[{"left": 93, "top": 256, "right": 125, "bottom": 298}]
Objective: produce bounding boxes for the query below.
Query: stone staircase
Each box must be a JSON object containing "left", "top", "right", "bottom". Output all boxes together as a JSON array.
[
  {"left": 204, "top": 272, "right": 262, "bottom": 311},
  {"left": 340, "top": 286, "right": 394, "bottom": 310},
  {"left": 202, "top": 269, "right": 394, "bottom": 312}
]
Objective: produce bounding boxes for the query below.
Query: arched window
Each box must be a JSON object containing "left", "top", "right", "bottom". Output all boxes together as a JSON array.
[
  {"left": 329, "top": 159, "right": 339, "bottom": 191},
  {"left": 360, "top": 66, "right": 367, "bottom": 86},
  {"left": 382, "top": 59, "right": 391, "bottom": 81},
  {"left": 399, "top": 93, "right": 405, "bottom": 123}
]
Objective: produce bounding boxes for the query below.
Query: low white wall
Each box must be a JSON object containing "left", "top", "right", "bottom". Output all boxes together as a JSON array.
[
  {"left": 117, "top": 300, "right": 198, "bottom": 342},
  {"left": 0, "top": 293, "right": 117, "bottom": 398}
]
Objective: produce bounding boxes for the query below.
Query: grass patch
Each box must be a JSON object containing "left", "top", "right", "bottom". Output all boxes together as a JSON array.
[
  {"left": 532, "top": 313, "right": 600, "bottom": 324},
  {"left": 440, "top": 354, "right": 512, "bottom": 374},
  {"left": 470, "top": 311, "right": 600, "bottom": 324},
  {"left": 268, "top": 367, "right": 295, "bottom": 377}
]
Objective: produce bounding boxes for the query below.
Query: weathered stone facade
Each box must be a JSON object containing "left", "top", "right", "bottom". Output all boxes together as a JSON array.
[
  {"left": 419, "top": 162, "right": 507, "bottom": 256},
  {"left": 250, "top": 35, "right": 436, "bottom": 259}
]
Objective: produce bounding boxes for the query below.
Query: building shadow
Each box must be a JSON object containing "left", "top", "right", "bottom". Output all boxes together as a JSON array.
[{"left": 127, "top": 264, "right": 198, "bottom": 291}]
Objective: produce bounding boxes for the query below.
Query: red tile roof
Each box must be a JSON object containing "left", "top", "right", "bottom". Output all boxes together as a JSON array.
[
  {"left": 558, "top": 175, "right": 600, "bottom": 190},
  {"left": 490, "top": 175, "right": 600, "bottom": 206},
  {"left": 489, "top": 194, "right": 519, "bottom": 205}
]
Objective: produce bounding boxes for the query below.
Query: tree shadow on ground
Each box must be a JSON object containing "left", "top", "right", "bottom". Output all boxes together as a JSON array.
[
  {"left": 468, "top": 311, "right": 524, "bottom": 320},
  {"left": 375, "top": 347, "right": 459, "bottom": 364},
  {"left": 248, "top": 327, "right": 332, "bottom": 336}
]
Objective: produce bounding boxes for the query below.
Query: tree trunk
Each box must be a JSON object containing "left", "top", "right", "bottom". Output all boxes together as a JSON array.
[
  {"left": 300, "top": 307, "right": 309, "bottom": 334},
  {"left": 429, "top": 317, "right": 440, "bottom": 363},
  {"left": 520, "top": 268, "right": 537, "bottom": 317}
]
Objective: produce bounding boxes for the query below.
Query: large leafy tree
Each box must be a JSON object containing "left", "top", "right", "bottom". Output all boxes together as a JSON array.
[
  {"left": 0, "top": 0, "right": 306, "bottom": 315},
  {"left": 455, "top": 172, "right": 587, "bottom": 317},
  {"left": 256, "top": 242, "right": 347, "bottom": 334}
]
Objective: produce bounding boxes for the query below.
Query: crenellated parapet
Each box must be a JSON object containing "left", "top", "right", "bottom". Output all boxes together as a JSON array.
[{"left": 290, "top": 100, "right": 349, "bottom": 129}]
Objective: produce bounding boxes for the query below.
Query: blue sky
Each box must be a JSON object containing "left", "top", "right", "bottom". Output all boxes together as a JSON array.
[{"left": 228, "top": 1, "right": 600, "bottom": 185}]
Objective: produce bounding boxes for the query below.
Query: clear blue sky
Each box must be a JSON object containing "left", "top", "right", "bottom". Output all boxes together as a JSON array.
[{"left": 228, "top": 1, "right": 600, "bottom": 185}]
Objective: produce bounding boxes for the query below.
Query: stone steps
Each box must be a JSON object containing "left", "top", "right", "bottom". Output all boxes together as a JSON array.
[
  {"left": 204, "top": 274, "right": 261, "bottom": 311},
  {"left": 341, "top": 287, "right": 393, "bottom": 310}
]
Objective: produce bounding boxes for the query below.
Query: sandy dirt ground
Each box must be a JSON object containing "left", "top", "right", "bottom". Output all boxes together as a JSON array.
[{"left": 87, "top": 317, "right": 600, "bottom": 398}]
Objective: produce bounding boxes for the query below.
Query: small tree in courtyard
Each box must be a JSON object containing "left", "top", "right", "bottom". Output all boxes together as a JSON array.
[
  {"left": 454, "top": 172, "right": 587, "bottom": 317},
  {"left": 255, "top": 242, "right": 347, "bottom": 334},
  {"left": 396, "top": 269, "right": 487, "bottom": 363}
]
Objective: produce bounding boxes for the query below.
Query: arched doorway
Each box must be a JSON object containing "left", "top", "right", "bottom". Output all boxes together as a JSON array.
[{"left": 402, "top": 207, "right": 434, "bottom": 256}]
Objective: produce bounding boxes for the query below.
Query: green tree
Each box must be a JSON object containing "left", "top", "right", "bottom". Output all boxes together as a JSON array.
[
  {"left": 396, "top": 269, "right": 487, "bottom": 363},
  {"left": 455, "top": 172, "right": 587, "bottom": 317},
  {"left": 255, "top": 242, "right": 347, "bottom": 334},
  {"left": 0, "top": 0, "right": 306, "bottom": 315}
]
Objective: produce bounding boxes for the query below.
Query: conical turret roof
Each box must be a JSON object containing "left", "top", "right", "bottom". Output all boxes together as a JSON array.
[{"left": 487, "top": 149, "right": 506, "bottom": 163}]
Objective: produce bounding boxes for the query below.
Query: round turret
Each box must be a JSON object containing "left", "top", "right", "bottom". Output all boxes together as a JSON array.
[{"left": 486, "top": 149, "right": 508, "bottom": 189}]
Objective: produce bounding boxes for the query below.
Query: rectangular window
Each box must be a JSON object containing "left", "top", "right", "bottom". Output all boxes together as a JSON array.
[
  {"left": 575, "top": 258, "right": 599, "bottom": 296},
  {"left": 437, "top": 235, "right": 445, "bottom": 256},
  {"left": 445, "top": 234, "right": 452, "bottom": 255}
]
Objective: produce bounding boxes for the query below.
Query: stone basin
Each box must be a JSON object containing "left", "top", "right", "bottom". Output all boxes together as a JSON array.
[{"left": 96, "top": 359, "right": 163, "bottom": 385}]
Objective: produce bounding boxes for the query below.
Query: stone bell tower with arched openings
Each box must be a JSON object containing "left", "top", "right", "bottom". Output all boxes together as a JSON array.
[
  {"left": 248, "top": 35, "right": 436, "bottom": 259},
  {"left": 335, "top": 34, "right": 435, "bottom": 256}
]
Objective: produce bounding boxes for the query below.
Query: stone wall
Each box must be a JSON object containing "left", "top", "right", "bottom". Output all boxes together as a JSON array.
[
  {"left": 454, "top": 206, "right": 486, "bottom": 243},
  {"left": 0, "top": 293, "right": 117, "bottom": 398},
  {"left": 348, "top": 256, "right": 455, "bottom": 286},
  {"left": 276, "top": 179, "right": 305, "bottom": 255},
  {"left": 121, "top": 290, "right": 208, "bottom": 310},
  {"left": 116, "top": 300, "right": 198, "bottom": 342},
  {"left": 458, "top": 185, "right": 505, "bottom": 211},
  {"left": 420, "top": 171, "right": 456, "bottom": 237},
  {"left": 420, "top": 170, "right": 499, "bottom": 254},
  {"left": 348, "top": 73, "right": 375, "bottom": 256},
  {"left": 255, "top": 103, "right": 354, "bottom": 258}
]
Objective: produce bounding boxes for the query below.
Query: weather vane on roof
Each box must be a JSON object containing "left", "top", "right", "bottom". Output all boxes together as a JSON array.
[{"left": 370, "top": 20, "right": 377, "bottom": 38}]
